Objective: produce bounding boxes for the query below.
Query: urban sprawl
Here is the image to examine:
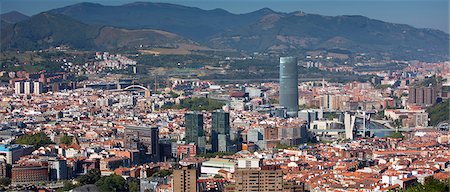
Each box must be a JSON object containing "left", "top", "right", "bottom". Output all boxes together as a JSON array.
[{"left": 0, "top": 52, "right": 449, "bottom": 192}]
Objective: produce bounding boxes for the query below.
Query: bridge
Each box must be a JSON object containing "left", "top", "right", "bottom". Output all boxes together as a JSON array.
[{"left": 122, "top": 85, "right": 148, "bottom": 91}]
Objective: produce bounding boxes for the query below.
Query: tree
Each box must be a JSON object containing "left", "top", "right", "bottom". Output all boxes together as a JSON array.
[
  {"left": 162, "top": 97, "right": 224, "bottom": 111},
  {"left": 387, "top": 132, "right": 405, "bottom": 139},
  {"left": 427, "top": 99, "right": 449, "bottom": 126},
  {"left": 152, "top": 169, "right": 172, "bottom": 178},
  {"left": 402, "top": 177, "right": 449, "bottom": 192},
  {"left": 127, "top": 178, "right": 140, "bottom": 192},
  {"left": 168, "top": 91, "right": 180, "bottom": 98},
  {"left": 276, "top": 143, "right": 291, "bottom": 149},
  {"left": 56, "top": 181, "right": 78, "bottom": 192},
  {"left": 268, "top": 98, "right": 278, "bottom": 104},
  {"left": 60, "top": 135, "right": 74, "bottom": 145},
  {"left": 14, "top": 132, "right": 53, "bottom": 148},
  {"left": 95, "top": 174, "right": 126, "bottom": 192},
  {"left": 77, "top": 169, "right": 101, "bottom": 185},
  {"left": 0, "top": 177, "right": 11, "bottom": 186}
]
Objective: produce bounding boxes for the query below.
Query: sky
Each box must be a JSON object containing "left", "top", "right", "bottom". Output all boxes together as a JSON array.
[{"left": 0, "top": 0, "right": 449, "bottom": 33}]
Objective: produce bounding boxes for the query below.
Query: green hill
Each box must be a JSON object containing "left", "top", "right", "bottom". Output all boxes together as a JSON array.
[
  {"left": 427, "top": 99, "right": 449, "bottom": 126},
  {"left": 47, "top": 2, "right": 449, "bottom": 61},
  {"left": 0, "top": 12, "right": 193, "bottom": 51},
  {"left": 1, "top": 2, "right": 449, "bottom": 61}
]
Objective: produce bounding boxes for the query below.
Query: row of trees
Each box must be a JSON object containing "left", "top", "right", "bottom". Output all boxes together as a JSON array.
[
  {"left": 162, "top": 97, "right": 224, "bottom": 111},
  {"left": 60, "top": 169, "right": 140, "bottom": 192},
  {"left": 13, "top": 132, "right": 53, "bottom": 148},
  {"left": 401, "top": 178, "right": 449, "bottom": 192}
]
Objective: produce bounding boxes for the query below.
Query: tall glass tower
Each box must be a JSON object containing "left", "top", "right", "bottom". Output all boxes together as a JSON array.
[
  {"left": 279, "top": 56, "right": 299, "bottom": 117},
  {"left": 211, "top": 110, "right": 230, "bottom": 152},
  {"left": 184, "top": 112, "right": 206, "bottom": 153}
]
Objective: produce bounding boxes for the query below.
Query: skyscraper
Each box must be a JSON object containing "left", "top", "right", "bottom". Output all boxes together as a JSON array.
[
  {"left": 279, "top": 57, "right": 299, "bottom": 117},
  {"left": 211, "top": 110, "right": 231, "bottom": 152},
  {"left": 124, "top": 126, "right": 160, "bottom": 162},
  {"left": 185, "top": 112, "right": 206, "bottom": 153},
  {"left": 408, "top": 87, "right": 436, "bottom": 106}
]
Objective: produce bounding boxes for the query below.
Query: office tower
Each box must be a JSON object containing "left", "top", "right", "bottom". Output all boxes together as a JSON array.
[
  {"left": 150, "top": 127, "right": 160, "bottom": 161},
  {"left": 233, "top": 166, "right": 283, "bottom": 192},
  {"left": 185, "top": 112, "right": 206, "bottom": 153},
  {"left": 48, "top": 159, "right": 68, "bottom": 181},
  {"left": 173, "top": 165, "right": 197, "bottom": 192},
  {"left": 278, "top": 125, "right": 308, "bottom": 146},
  {"left": 14, "top": 81, "right": 24, "bottom": 95},
  {"left": 33, "top": 82, "right": 43, "bottom": 95},
  {"left": 217, "top": 134, "right": 229, "bottom": 152},
  {"left": 279, "top": 57, "right": 299, "bottom": 117},
  {"left": 211, "top": 110, "right": 231, "bottom": 152},
  {"left": 408, "top": 87, "right": 436, "bottom": 106},
  {"left": 344, "top": 113, "right": 355, "bottom": 140},
  {"left": 159, "top": 139, "right": 173, "bottom": 161},
  {"left": 423, "top": 87, "right": 436, "bottom": 105},
  {"left": 124, "top": 126, "right": 160, "bottom": 162},
  {"left": 24, "top": 81, "right": 33, "bottom": 95}
]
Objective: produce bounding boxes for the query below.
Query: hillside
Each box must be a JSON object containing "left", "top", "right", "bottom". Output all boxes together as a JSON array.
[
  {"left": 427, "top": 99, "right": 449, "bottom": 126},
  {"left": 0, "top": 12, "right": 195, "bottom": 51},
  {"left": 0, "top": 2, "right": 448, "bottom": 61},
  {"left": 94, "top": 27, "right": 192, "bottom": 49},
  {"left": 212, "top": 13, "right": 449, "bottom": 60},
  {"left": 48, "top": 2, "right": 450, "bottom": 60},
  {"left": 1, "top": 13, "right": 99, "bottom": 50},
  {"left": 0, "top": 11, "right": 29, "bottom": 24}
]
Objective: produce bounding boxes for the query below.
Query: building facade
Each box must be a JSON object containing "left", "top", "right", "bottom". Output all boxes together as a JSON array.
[
  {"left": 184, "top": 112, "right": 206, "bottom": 153},
  {"left": 279, "top": 57, "right": 299, "bottom": 117},
  {"left": 124, "top": 126, "right": 160, "bottom": 163},
  {"left": 233, "top": 166, "right": 283, "bottom": 192},
  {"left": 173, "top": 165, "right": 197, "bottom": 192},
  {"left": 211, "top": 110, "right": 231, "bottom": 152}
]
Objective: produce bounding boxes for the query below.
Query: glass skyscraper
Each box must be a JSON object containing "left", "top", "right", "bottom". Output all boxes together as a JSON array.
[
  {"left": 211, "top": 110, "right": 230, "bottom": 152},
  {"left": 184, "top": 112, "right": 206, "bottom": 153},
  {"left": 279, "top": 56, "right": 299, "bottom": 117}
]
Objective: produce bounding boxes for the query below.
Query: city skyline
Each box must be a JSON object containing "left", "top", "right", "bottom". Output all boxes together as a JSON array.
[{"left": 0, "top": 0, "right": 449, "bottom": 191}]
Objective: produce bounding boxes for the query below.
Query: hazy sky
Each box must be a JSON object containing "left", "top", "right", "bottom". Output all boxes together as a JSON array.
[{"left": 1, "top": 0, "right": 449, "bottom": 33}]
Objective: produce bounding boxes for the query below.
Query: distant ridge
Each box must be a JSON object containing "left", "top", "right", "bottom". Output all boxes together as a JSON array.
[
  {"left": 0, "top": 2, "right": 448, "bottom": 61},
  {"left": 0, "top": 12, "right": 194, "bottom": 50},
  {"left": 0, "top": 11, "right": 29, "bottom": 24}
]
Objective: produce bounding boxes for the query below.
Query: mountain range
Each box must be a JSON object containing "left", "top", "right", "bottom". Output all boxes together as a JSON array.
[
  {"left": 0, "top": 11, "right": 29, "bottom": 24},
  {"left": 1, "top": 2, "right": 449, "bottom": 61}
]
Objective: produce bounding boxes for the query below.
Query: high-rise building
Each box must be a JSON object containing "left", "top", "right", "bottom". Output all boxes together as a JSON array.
[
  {"left": 185, "top": 112, "right": 206, "bottom": 153},
  {"left": 279, "top": 57, "right": 299, "bottom": 117},
  {"left": 48, "top": 158, "right": 68, "bottom": 181},
  {"left": 14, "top": 81, "right": 24, "bottom": 95},
  {"left": 33, "top": 82, "right": 43, "bottom": 95},
  {"left": 211, "top": 110, "right": 231, "bottom": 152},
  {"left": 124, "top": 126, "right": 160, "bottom": 162},
  {"left": 173, "top": 165, "right": 198, "bottom": 192},
  {"left": 23, "top": 81, "right": 33, "bottom": 95},
  {"left": 233, "top": 166, "right": 283, "bottom": 192},
  {"left": 151, "top": 127, "right": 160, "bottom": 160},
  {"left": 278, "top": 124, "right": 308, "bottom": 146},
  {"left": 408, "top": 87, "right": 436, "bottom": 106}
]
